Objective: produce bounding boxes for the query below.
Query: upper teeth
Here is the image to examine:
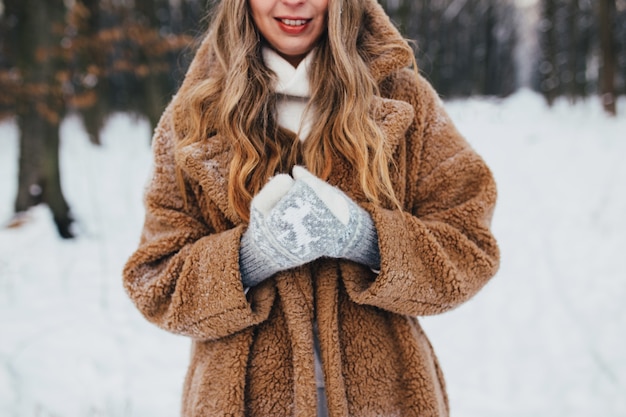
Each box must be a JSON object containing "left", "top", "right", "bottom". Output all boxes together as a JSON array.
[{"left": 281, "top": 19, "right": 307, "bottom": 26}]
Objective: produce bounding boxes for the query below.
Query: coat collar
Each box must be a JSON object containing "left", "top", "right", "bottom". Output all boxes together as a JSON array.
[{"left": 361, "top": 0, "right": 415, "bottom": 82}]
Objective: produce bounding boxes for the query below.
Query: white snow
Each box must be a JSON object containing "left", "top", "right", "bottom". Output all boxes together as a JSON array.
[{"left": 1, "top": 91, "right": 625, "bottom": 416}]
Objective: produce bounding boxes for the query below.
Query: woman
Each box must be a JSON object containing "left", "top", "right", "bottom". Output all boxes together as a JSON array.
[{"left": 123, "top": 0, "right": 500, "bottom": 416}]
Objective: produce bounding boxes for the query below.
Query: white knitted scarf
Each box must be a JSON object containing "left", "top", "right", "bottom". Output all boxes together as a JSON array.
[{"left": 262, "top": 47, "right": 315, "bottom": 141}]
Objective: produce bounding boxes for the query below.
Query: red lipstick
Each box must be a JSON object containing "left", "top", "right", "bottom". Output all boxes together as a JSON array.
[{"left": 275, "top": 17, "right": 312, "bottom": 35}]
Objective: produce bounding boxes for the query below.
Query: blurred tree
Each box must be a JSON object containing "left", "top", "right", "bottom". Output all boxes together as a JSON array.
[
  {"left": 537, "top": 0, "right": 559, "bottom": 105},
  {"left": 3, "top": 0, "right": 74, "bottom": 238},
  {"left": 535, "top": 0, "right": 622, "bottom": 115},
  {"left": 0, "top": 0, "right": 211, "bottom": 238},
  {"left": 129, "top": 0, "right": 176, "bottom": 127},
  {"left": 70, "top": 0, "right": 108, "bottom": 145},
  {"left": 618, "top": 0, "right": 626, "bottom": 96},
  {"left": 598, "top": 0, "right": 618, "bottom": 116},
  {"left": 538, "top": 0, "right": 595, "bottom": 103},
  {"left": 380, "top": 0, "right": 518, "bottom": 97},
  {"left": 565, "top": 0, "right": 593, "bottom": 99}
]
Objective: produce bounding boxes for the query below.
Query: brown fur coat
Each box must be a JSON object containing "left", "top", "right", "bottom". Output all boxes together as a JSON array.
[{"left": 123, "top": 2, "right": 500, "bottom": 416}]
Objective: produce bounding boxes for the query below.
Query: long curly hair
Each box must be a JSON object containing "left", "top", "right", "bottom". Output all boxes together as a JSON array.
[{"left": 173, "top": 0, "right": 413, "bottom": 221}]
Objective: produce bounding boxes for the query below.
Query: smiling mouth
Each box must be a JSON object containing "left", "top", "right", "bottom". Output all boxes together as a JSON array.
[{"left": 277, "top": 18, "right": 312, "bottom": 27}]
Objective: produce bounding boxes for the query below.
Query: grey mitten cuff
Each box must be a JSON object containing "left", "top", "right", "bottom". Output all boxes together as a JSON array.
[{"left": 338, "top": 203, "right": 381, "bottom": 270}]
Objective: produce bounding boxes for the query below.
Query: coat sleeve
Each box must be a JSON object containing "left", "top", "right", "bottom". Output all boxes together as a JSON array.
[
  {"left": 342, "top": 72, "right": 500, "bottom": 316},
  {"left": 122, "top": 106, "right": 274, "bottom": 340}
]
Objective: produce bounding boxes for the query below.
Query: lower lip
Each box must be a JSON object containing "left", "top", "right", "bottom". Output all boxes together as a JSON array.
[{"left": 276, "top": 20, "right": 310, "bottom": 35}]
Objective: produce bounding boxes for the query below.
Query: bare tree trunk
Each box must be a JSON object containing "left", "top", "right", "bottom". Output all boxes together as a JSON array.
[
  {"left": 15, "top": 108, "right": 73, "bottom": 238},
  {"left": 15, "top": 110, "right": 45, "bottom": 212},
  {"left": 484, "top": 2, "right": 498, "bottom": 95},
  {"left": 566, "top": 0, "right": 579, "bottom": 102},
  {"left": 539, "top": 0, "right": 559, "bottom": 106},
  {"left": 76, "top": 0, "right": 108, "bottom": 145},
  {"left": 598, "top": 0, "right": 617, "bottom": 116},
  {"left": 121, "top": 0, "right": 176, "bottom": 129},
  {"left": 8, "top": 0, "right": 74, "bottom": 238}
]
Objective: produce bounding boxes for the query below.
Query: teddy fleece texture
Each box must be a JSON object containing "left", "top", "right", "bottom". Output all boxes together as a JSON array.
[{"left": 122, "top": 1, "right": 500, "bottom": 416}]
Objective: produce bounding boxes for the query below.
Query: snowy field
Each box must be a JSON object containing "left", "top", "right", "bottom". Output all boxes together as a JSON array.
[{"left": 1, "top": 90, "right": 625, "bottom": 417}]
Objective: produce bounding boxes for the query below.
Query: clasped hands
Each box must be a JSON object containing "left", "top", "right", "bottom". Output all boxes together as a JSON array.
[{"left": 239, "top": 166, "right": 379, "bottom": 286}]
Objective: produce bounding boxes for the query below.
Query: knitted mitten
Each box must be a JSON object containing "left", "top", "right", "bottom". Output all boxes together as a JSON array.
[
  {"left": 239, "top": 174, "right": 295, "bottom": 287},
  {"left": 240, "top": 173, "right": 351, "bottom": 286},
  {"left": 239, "top": 168, "right": 382, "bottom": 288},
  {"left": 292, "top": 166, "right": 380, "bottom": 269}
]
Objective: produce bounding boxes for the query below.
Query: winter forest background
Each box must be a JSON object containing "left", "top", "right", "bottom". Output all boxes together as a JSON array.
[
  {"left": 1, "top": 0, "right": 625, "bottom": 416},
  {"left": 1, "top": 0, "right": 624, "bottom": 237}
]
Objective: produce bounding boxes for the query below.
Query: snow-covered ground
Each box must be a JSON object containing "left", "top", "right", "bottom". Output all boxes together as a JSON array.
[{"left": 1, "top": 91, "right": 625, "bottom": 417}]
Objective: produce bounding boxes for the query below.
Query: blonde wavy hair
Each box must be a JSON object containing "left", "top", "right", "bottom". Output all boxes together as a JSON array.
[{"left": 173, "top": 0, "right": 413, "bottom": 221}]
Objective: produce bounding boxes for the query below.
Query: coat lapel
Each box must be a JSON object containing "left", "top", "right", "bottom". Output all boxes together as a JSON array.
[
  {"left": 371, "top": 95, "right": 415, "bottom": 152},
  {"left": 329, "top": 95, "right": 415, "bottom": 204},
  {"left": 174, "top": 135, "right": 241, "bottom": 225}
]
